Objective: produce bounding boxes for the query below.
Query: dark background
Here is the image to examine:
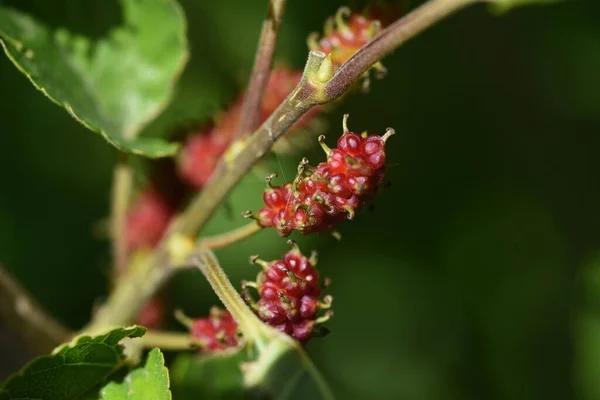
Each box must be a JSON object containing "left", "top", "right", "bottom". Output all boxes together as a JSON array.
[{"left": 1, "top": 0, "right": 600, "bottom": 399}]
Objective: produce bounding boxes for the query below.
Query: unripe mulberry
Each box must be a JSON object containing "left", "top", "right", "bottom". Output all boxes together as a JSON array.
[
  {"left": 243, "top": 241, "right": 333, "bottom": 343},
  {"left": 181, "top": 307, "right": 240, "bottom": 353},
  {"left": 251, "top": 114, "right": 393, "bottom": 236},
  {"left": 177, "top": 125, "right": 230, "bottom": 188},
  {"left": 125, "top": 188, "right": 174, "bottom": 251}
]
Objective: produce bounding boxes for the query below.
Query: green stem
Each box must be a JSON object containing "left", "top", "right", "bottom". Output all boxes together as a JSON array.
[
  {"left": 141, "top": 330, "right": 197, "bottom": 351},
  {"left": 85, "top": 253, "right": 176, "bottom": 334},
  {"left": 199, "top": 222, "right": 263, "bottom": 251},
  {"left": 191, "top": 250, "right": 270, "bottom": 351}
]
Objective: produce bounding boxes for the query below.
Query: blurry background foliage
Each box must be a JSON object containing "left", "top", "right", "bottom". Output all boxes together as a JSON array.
[{"left": 0, "top": 0, "right": 599, "bottom": 399}]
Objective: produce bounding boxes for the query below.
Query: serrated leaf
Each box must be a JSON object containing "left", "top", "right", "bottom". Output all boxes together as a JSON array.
[
  {"left": 489, "top": 0, "right": 568, "bottom": 14},
  {"left": 0, "top": 326, "right": 146, "bottom": 400},
  {"left": 100, "top": 348, "right": 171, "bottom": 400},
  {"left": 0, "top": 0, "right": 188, "bottom": 158},
  {"left": 170, "top": 348, "right": 247, "bottom": 400}
]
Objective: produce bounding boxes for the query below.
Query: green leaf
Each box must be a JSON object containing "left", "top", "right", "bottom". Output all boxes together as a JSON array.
[
  {"left": 0, "top": 0, "right": 188, "bottom": 158},
  {"left": 170, "top": 348, "right": 247, "bottom": 400},
  {"left": 0, "top": 326, "right": 146, "bottom": 400},
  {"left": 489, "top": 0, "right": 568, "bottom": 14},
  {"left": 100, "top": 348, "right": 171, "bottom": 400}
]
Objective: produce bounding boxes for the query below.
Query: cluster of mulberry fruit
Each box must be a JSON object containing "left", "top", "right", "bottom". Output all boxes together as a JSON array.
[
  {"left": 177, "top": 307, "right": 240, "bottom": 353},
  {"left": 253, "top": 115, "right": 393, "bottom": 236},
  {"left": 243, "top": 241, "right": 332, "bottom": 343},
  {"left": 121, "top": 7, "right": 402, "bottom": 346}
]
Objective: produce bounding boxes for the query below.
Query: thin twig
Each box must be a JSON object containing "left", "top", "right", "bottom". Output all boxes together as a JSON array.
[
  {"left": 0, "top": 266, "right": 72, "bottom": 353},
  {"left": 199, "top": 222, "right": 263, "bottom": 251},
  {"left": 110, "top": 152, "right": 133, "bottom": 275},
  {"left": 235, "top": 0, "right": 287, "bottom": 139},
  {"left": 172, "top": 50, "right": 327, "bottom": 237},
  {"left": 140, "top": 330, "right": 198, "bottom": 351},
  {"left": 85, "top": 0, "right": 484, "bottom": 333}
]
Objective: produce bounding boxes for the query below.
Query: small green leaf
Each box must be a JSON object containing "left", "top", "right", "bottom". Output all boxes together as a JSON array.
[
  {"left": 0, "top": 0, "right": 188, "bottom": 157},
  {"left": 100, "top": 348, "right": 171, "bottom": 400},
  {"left": 170, "top": 349, "right": 247, "bottom": 400},
  {"left": 489, "top": 0, "right": 568, "bottom": 14},
  {"left": 0, "top": 326, "right": 146, "bottom": 400}
]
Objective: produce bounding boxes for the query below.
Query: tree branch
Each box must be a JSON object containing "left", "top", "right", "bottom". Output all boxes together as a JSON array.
[
  {"left": 171, "top": 0, "right": 482, "bottom": 238},
  {"left": 85, "top": 0, "right": 484, "bottom": 334},
  {"left": 0, "top": 266, "right": 71, "bottom": 353},
  {"left": 235, "top": 0, "right": 287, "bottom": 139}
]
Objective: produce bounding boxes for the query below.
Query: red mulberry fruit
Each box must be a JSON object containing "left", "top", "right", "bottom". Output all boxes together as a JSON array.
[
  {"left": 251, "top": 114, "right": 394, "bottom": 236},
  {"left": 242, "top": 240, "right": 333, "bottom": 343}
]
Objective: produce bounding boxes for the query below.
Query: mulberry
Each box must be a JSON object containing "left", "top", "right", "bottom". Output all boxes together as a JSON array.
[
  {"left": 251, "top": 114, "right": 393, "bottom": 236},
  {"left": 308, "top": 7, "right": 384, "bottom": 75},
  {"left": 242, "top": 240, "right": 333, "bottom": 343},
  {"left": 177, "top": 124, "right": 231, "bottom": 188},
  {"left": 178, "top": 307, "right": 240, "bottom": 353},
  {"left": 125, "top": 188, "right": 174, "bottom": 251}
]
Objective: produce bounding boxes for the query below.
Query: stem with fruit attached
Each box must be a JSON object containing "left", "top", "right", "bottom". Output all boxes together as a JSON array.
[
  {"left": 86, "top": 0, "right": 485, "bottom": 334},
  {"left": 191, "top": 250, "right": 272, "bottom": 351},
  {"left": 325, "top": 0, "right": 482, "bottom": 100}
]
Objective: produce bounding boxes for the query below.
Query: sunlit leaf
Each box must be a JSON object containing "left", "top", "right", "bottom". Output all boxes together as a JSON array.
[
  {"left": 100, "top": 348, "right": 171, "bottom": 400},
  {"left": 0, "top": 0, "right": 188, "bottom": 157}
]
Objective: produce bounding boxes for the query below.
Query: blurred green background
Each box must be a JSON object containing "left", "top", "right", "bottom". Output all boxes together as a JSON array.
[{"left": 1, "top": 0, "right": 600, "bottom": 399}]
